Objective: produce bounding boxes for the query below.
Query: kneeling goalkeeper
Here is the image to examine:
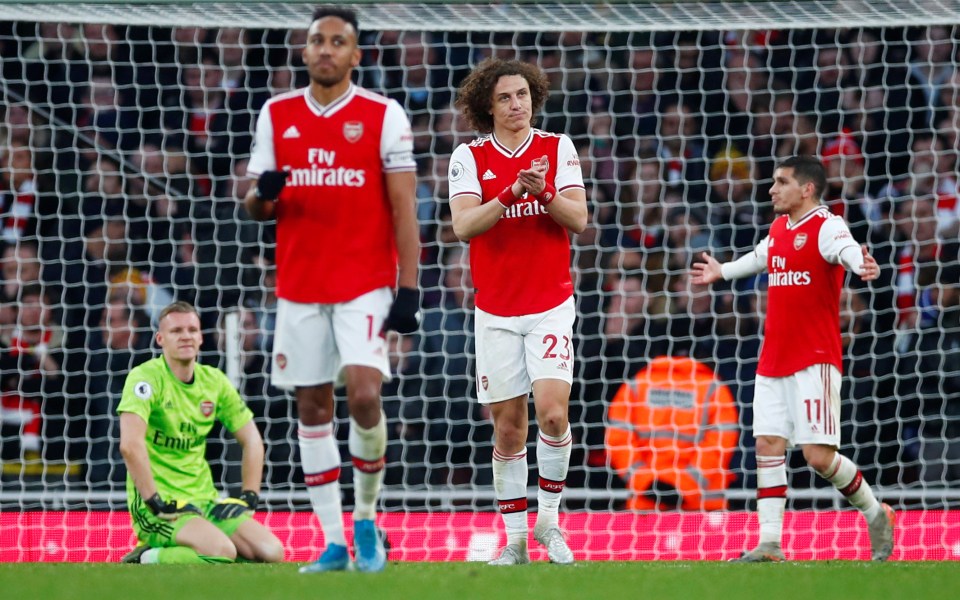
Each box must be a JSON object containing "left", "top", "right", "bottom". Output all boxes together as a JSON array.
[{"left": 117, "top": 301, "right": 284, "bottom": 564}]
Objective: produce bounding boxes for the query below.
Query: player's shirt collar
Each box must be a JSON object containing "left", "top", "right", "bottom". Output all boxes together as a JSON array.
[
  {"left": 491, "top": 129, "right": 534, "bottom": 158},
  {"left": 303, "top": 83, "right": 357, "bottom": 118},
  {"left": 787, "top": 205, "right": 829, "bottom": 228}
]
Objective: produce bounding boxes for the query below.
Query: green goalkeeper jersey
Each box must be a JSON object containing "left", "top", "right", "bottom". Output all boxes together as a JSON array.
[{"left": 117, "top": 356, "right": 254, "bottom": 504}]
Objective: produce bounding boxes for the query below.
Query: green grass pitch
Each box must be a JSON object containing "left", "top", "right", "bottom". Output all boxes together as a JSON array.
[{"left": 0, "top": 561, "right": 955, "bottom": 600}]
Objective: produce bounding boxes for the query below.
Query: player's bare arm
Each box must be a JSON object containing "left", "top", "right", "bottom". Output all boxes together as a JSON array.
[
  {"left": 691, "top": 252, "right": 723, "bottom": 285},
  {"left": 385, "top": 170, "right": 420, "bottom": 290},
  {"left": 233, "top": 420, "right": 266, "bottom": 497},
  {"left": 118, "top": 412, "right": 158, "bottom": 499},
  {"left": 538, "top": 185, "right": 587, "bottom": 234},
  {"left": 449, "top": 177, "right": 523, "bottom": 241}
]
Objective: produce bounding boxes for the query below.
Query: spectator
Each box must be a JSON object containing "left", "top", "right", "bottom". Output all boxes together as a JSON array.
[
  {"left": 706, "top": 42, "right": 770, "bottom": 155},
  {"left": 611, "top": 38, "right": 664, "bottom": 157},
  {"left": 707, "top": 146, "right": 765, "bottom": 256},
  {"left": 841, "top": 287, "right": 899, "bottom": 487},
  {"left": 86, "top": 299, "right": 152, "bottom": 486},
  {"left": 907, "top": 25, "right": 957, "bottom": 131},
  {"left": 889, "top": 196, "right": 960, "bottom": 485},
  {"left": 384, "top": 32, "right": 450, "bottom": 118},
  {"left": 0, "top": 144, "right": 38, "bottom": 245},
  {"left": 1, "top": 240, "right": 42, "bottom": 304},
  {"left": 414, "top": 247, "right": 490, "bottom": 485},
  {"left": 578, "top": 266, "right": 670, "bottom": 450},
  {"left": 796, "top": 39, "right": 858, "bottom": 135},
  {"left": 1, "top": 284, "right": 64, "bottom": 461},
  {"left": 655, "top": 101, "right": 708, "bottom": 206},
  {"left": 612, "top": 157, "right": 666, "bottom": 251},
  {"left": 219, "top": 306, "right": 293, "bottom": 487},
  {"left": 0, "top": 102, "right": 34, "bottom": 150}
]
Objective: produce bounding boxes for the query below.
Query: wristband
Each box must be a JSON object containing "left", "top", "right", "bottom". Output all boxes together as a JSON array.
[
  {"left": 145, "top": 493, "right": 166, "bottom": 515},
  {"left": 534, "top": 183, "right": 557, "bottom": 206},
  {"left": 497, "top": 186, "right": 520, "bottom": 208},
  {"left": 239, "top": 490, "right": 259, "bottom": 509}
]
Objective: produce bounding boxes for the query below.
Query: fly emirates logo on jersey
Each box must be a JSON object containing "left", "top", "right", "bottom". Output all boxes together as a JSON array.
[
  {"left": 282, "top": 148, "right": 366, "bottom": 188},
  {"left": 500, "top": 197, "right": 549, "bottom": 219},
  {"left": 768, "top": 255, "right": 812, "bottom": 286}
]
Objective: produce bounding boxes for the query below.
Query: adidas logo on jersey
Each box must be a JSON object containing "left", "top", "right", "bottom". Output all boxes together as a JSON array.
[
  {"left": 482, "top": 169, "right": 496, "bottom": 180},
  {"left": 283, "top": 125, "right": 301, "bottom": 139}
]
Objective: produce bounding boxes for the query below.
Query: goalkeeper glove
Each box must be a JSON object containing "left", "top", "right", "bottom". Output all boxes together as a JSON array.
[
  {"left": 382, "top": 287, "right": 421, "bottom": 335},
  {"left": 145, "top": 493, "right": 202, "bottom": 521},
  {"left": 209, "top": 491, "right": 259, "bottom": 521},
  {"left": 254, "top": 170, "right": 289, "bottom": 201}
]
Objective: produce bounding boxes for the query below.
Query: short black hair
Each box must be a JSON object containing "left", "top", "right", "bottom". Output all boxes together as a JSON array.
[
  {"left": 778, "top": 155, "right": 827, "bottom": 199},
  {"left": 312, "top": 6, "right": 359, "bottom": 35}
]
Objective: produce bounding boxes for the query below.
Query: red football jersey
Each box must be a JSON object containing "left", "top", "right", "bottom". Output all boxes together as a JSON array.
[
  {"left": 758, "top": 207, "right": 858, "bottom": 376},
  {"left": 247, "top": 85, "right": 415, "bottom": 303},
  {"left": 448, "top": 130, "right": 585, "bottom": 316}
]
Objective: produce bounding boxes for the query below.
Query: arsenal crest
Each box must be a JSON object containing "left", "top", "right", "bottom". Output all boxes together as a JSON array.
[
  {"left": 200, "top": 400, "right": 215, "bottom": 417},
  {"left": 343, "top": 121, "right": 363, "bottom": 143},
  {"left": 276, "top": 353, "right": 288, "bottom": 370},
  {"left": 481, "top": 375, "right": 489, "bottom": 390},
  {"left": 794, "top": 232, "right": 807, "bottom": 250}
]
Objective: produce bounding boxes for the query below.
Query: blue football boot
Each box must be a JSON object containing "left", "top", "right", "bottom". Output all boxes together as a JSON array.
[
  {"left": 298, "top": 543, "right": 351, "bottom": 573},
  {"left": 353, "top": 520, "right": 387, "bottom": 573}
]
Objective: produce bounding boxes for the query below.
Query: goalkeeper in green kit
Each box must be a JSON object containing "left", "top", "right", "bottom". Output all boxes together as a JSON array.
[{"left": 117, "top": 302, "right": 284, "bottom": 564}]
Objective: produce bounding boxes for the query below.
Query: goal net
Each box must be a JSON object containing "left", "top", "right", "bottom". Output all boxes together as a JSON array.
[{"left": 1, "top": 0, "right": 958, "bottom": 562}]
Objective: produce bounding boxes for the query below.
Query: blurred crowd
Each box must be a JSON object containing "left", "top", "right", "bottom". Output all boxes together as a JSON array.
[{"left": 0, "top": 22, "right": 957, "bottom": 504}]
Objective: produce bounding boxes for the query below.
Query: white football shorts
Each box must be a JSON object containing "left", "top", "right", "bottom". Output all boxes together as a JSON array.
[
  {"left": 271, "top": 287, "right": 392, "bottom": 390},
  {"left": 475, "top": 296, "right": 575, "bottom": 404},
  {"left": 753, "top": 363, "right": 842, "bottom": 447}
]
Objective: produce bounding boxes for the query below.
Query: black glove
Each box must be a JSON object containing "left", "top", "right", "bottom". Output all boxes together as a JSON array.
[
  {"left": 209, "top": 490, "right": 259, "bottom": 521},
  {"left": 382, "top": 287, "right": 421, "bottom": 334},
  {"left": 145, "top": 493, "right": 202, "bottom": 521},
  {"left": 254, "top": 170, "right": 289, "bottom": 201}
]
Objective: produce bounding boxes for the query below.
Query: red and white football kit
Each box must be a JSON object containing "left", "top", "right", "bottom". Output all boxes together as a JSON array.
[
  {"left": 248, "top": 84, "right": 415, "bottom": 388},
  {"left": 722, "top": 206, "right": 861, "bottom": 445},
  {"left": 248, "top": 84, "right": 415, "bottom": 304},
  {"left": 448, "top": 130, "right": 584, "bottom": 403},
  {"left": 449, "top": 129, "right": 584, "bottom": 317}
]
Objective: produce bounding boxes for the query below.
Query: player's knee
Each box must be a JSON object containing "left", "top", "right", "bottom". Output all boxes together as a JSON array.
[
  {"left": 257, "top": 538, "right": 285, "bottom": 563},
  {"left": 537, "top": 408, "right": 568, "bottom": 437},
  {"left": 754, "top": 436, "right": 782, "bottom": 456},
  {"left": 202, "top": 538, "right": 238, "bottom": 561},
  {"left": 802, "top": 445, "right": 834, "bottom": 473},
  {"left": 494, "top": 426, "right": 526, "bottom": 454},
  {"left": 296, "top": 388, "right": 335, "bottom": 425},
  {"left": 347, "top": 386, "right": 380, "bottom": 418}
]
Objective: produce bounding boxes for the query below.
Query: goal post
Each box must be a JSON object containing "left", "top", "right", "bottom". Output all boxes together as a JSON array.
[{"left": 1, "top": 0, "right": 959, "bottom": 561}]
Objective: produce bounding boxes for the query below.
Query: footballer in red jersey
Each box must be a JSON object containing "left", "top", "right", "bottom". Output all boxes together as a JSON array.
[
  {"left": 243, "top": 7, "right": 419, "bottom": 574},
  {"left": 449, "top": 58, "right": 586, "bottom": 566},
  {"left": 692, "top": 156, "right": 895, "bottom": 562}
]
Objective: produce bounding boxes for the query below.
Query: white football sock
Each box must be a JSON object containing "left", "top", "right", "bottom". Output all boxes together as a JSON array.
[
  {"left": 298, "top": 421, "right": 347, "bottom": 547},
  {"left": 493, "top": 447, "right": 529, "bottom": 546},
  {"left": 349, "top": 411, "right": 387, "bottom": 522},
  {"left": 818, "top": 452, "right": 882, "bottom": 522},
  {"left": 756, "top": 455, "right": 787, "bottom": 546},
  {"left": 535, "top": 425, "right": 572, "bottom": 530}
]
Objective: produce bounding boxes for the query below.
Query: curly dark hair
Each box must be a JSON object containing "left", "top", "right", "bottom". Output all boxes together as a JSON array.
[{"left": 454, "top": 58, "right": 550, "bottom": 134}]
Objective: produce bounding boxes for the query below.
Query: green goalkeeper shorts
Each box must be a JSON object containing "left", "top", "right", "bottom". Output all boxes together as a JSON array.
[{"left": 128, "top": 496, "right": 252, "bottom": 548}]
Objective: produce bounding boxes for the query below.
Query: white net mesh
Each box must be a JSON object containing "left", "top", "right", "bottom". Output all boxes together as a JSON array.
[{"left": 1, "top": 1, "right": 959, "bottom": 561}]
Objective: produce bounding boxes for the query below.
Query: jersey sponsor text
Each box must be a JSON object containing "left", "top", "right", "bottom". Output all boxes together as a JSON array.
[{"left": 768, "top": 270, "right": 812, "bottom": 286}]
